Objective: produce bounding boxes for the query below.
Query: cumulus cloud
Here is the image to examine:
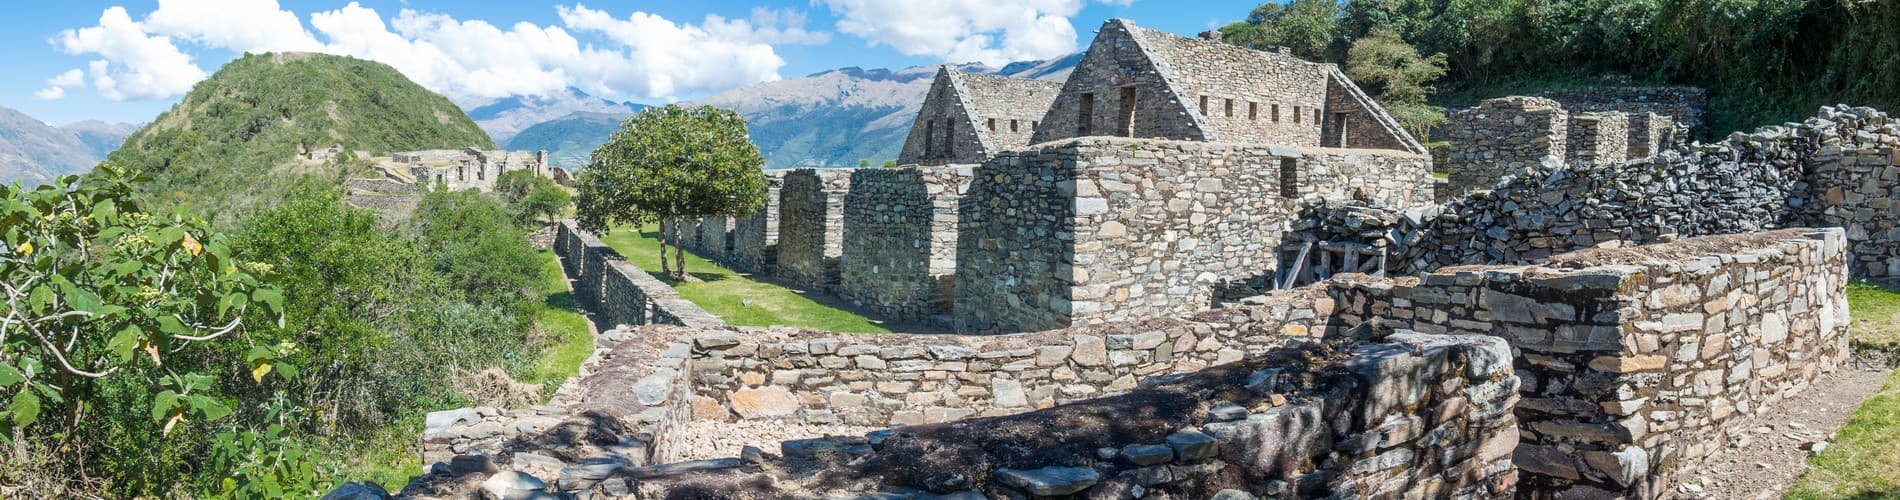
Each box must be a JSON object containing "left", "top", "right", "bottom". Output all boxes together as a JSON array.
[
  {"left": 817, "top": 0, "right": 1124, "bottom": 66},
  {"left": 35, "top": 70, "right": 86, "bottom": 100},
  {"left": 43, "top": 2, "right": 831, "bottom": 103}
]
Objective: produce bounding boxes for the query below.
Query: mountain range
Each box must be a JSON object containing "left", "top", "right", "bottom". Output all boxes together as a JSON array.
[
  {"left": 468, "top": 87, "right": 648, "bottom": 144},
  {"left": 498, "top": 54, "right": 1080, "bottom": 169},
  {"left": 0, "top": 107, "right": 137, "bottom": 186}
]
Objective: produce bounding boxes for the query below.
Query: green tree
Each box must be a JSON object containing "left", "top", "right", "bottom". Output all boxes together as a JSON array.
[
  {"left": 0, "top": 165, "right": 285, "bottom": 438},
  {"left": 577, "top": 105, "right": 768, "bottom": 281},
  {"left": 1346, "top": 29, "right": 1450, "bottom": 140},
  {"left": 493, "top": 169, "right": 539, "bottom": 204},
  {"left": 1220, "top": 0, "right": 1342, "bottom": 61},
  {"left": 515, "top": 184, "right": 572, "bottom": 227}
]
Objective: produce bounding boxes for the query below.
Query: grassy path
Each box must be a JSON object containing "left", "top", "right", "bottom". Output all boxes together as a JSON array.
[
  {"left": 594, "top": 225, "right": 889, "bottom": 333},
  {"left": 1787, "top": 281, "right": 1900, "bottom": 499}
]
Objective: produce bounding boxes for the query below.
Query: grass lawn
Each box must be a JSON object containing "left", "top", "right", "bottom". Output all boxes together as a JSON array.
[
  {"left": 594, "top": 224, "right": 889, "bottom": 333},
  {"left": 1786, "top": 281, "right": 1900, "bottom": 499}
]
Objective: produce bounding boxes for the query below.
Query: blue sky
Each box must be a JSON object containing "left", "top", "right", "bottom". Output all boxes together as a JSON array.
[{"left": 0, "top": 1, "right": 1262, "bottom": 125}]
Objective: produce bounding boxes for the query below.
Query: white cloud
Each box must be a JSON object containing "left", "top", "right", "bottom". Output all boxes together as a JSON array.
[
  {"left": 817, "top": 0, "right": 1123, "bottom": 66},
  {"left": 35, "top": 70, "right": 86, "bottom": 100},
  {"left": 44, "top": 2, "right": 829, "bottom": 103},
  {"left": 53, "top": 7, "right": 208, "bottom": 101}
]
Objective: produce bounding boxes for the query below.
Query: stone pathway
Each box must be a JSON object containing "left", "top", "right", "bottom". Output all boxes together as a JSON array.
[
  {"left": 1678, "top": 367, "right": 1890, "bottom": 499},
  {"left": 679, "top": 419, "right": 886, "bottom": 461}
]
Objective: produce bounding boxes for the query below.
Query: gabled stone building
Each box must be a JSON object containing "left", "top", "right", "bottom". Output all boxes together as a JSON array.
[
  {"left": 897, "top": 67, "right": 1063, "bottom": 165},
  {"left": 1031, "top": 19, "right": 1427, "bottom": 155}
]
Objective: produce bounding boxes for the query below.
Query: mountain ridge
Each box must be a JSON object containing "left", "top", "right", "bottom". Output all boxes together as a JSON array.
[{"left": 0, "top": 107, "right": 136, "bottom": 187}]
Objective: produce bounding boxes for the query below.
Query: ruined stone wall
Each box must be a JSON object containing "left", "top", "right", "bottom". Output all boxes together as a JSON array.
[
  {"left": 839, "top": 166, "right": 972, "bottom": 321},
  {"left": 730, "top": 170, "right": 786, "bottom": 274},
  {"left": 557, "top": 222, "right": 724, "bottom": 329},
  {"left": 1443, "top": 97, "right": 1567, "bottom": 195},
  {"left": 777, "top": 168, "right": 853, "bottom": 290},
  {"left": 960, "top": 72, "right": 1063, "bottom": 152},
  {"left": 699, "top": 215, "right": 732, "bottom": 262},
  {"left": 1137, "top": 26, "right": 1330, "bottom": 146},
  {"left": 1805, "top": 124, "right": 1900, "bottom": 280},
  {"left": 1380, "top": 230, "right": 1851, "bottom": 497},
  {"left": 956, "top": 137, "right": 1433, "bottom": 333},
  {"left": 1538, "top": 86, "right": 1708, "bottom": 139},
  {"left": 1566, "top": 111, "right": 1630, "bottom": 168},
  {"left": 1627, "top": 112, "right": 1680, "bottom": 159},
  {"left": 897, "top": 69, "right": 995, "bottom": 166},
  {"left": 690, "top": 288, "right": 1350, "bottom": 427},
  {"left": 1323, "top": 69, "right": 1425, "bottom": 153}
]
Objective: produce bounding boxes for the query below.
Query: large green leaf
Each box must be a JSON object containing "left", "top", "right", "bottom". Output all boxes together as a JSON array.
[
  {"left": 0, "top": 364, "right": 23, "bottom": 387},
  {"left": 10, "top": 391, "right": 40, "bottom": 427}
]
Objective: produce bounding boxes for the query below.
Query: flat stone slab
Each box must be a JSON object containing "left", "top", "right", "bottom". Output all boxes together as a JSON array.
[{"left": 993, "top": 466, "right": 1101, "bottom": 496}]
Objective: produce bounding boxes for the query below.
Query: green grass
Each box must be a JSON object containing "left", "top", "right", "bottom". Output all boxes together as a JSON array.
[
  {"left": 595, "top": 224, "right": 889, "bottom": 333},
  {"left": 1785, "top": 281, "right": 1900, "bottom": 499},
  {"left": 520, "top": 250, "right": 596, "bottom": 386},
  {"left": 1787, "top": 370, "right": 1900, "bottom": 499}
]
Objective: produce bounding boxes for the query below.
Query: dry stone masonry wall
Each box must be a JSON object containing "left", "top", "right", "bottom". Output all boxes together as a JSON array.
[
  {"left": 777, "top": 168, "right": 855, "bottom": 291},
  {"left": 1538, "top": 86, "right": 1709, "bottom": 140},
  {"left": 839, "top": 166, "right": 973, "bottom": 322},
  {"left": 729, "top": 170, "right": 787, "bottom": 274},
  {"left": 1566, "top": 111, "right": 1630, "bottom": 168},
  {"left": 556, "top": 222, "right": 724, "bottom": 329},
  {"left": 956, "top": 137, "right": 1433, "bottom": 333},
  {"left": 1443, "top": 97, "right": 1568, "bottom": 195}
]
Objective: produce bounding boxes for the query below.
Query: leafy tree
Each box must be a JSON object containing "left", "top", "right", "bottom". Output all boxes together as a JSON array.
[
  {"left": 858, "top": 159, "right": 871, "bottom": 168},
  {"left": 0, "top": 165, "right": 285, "bottom": 436},
  {"left": 515, "top": 184, "right": 572, "bottom": 227},
  {"left": 1220, "top": 0, "right": 1343, "bottom": 61},
  {"left": 1346, "top": 29, "right": 1450, "bottom": 140},
  {"left": 578, "top": 105, "right": 768, "bottom": 280},
  {"left": 494, "top": 169, "right": 539, "bottom": 204},
  {"left": 413, "top": 189, "right": 542, "bottom": 312},
  {"left": 882, "top": 160, "right": 898, "bottom": 168}
]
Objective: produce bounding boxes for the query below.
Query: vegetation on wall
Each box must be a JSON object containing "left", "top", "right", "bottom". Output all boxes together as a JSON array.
[
  {"left": 106, "top": 52, "right": 494, "bottom": 224},
  {"left": 1223, "top": 0, "right": 1900, "bottom": 135}
]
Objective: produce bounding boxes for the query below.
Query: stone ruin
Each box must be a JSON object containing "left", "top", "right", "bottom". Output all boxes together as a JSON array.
[
  {"left": 1441, "top": 96, "right": 1689, "bottom": 196},
  {"left": 340, "top": 16, "right": 1898, "bottom": 500},
  {"left": 342, "top": 147, "right": 567, "bottom": 211},
  {"left": 898, "top": 67, "right": 1062, "bottom": 166}
]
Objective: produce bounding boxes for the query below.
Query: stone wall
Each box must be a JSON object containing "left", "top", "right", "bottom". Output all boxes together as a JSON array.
[
  {"left": 698, "top": 215, "right": 732, "bottom": 262},
  {"left": 556, "top": 222, "right": 724, "bottom": 329},
  {"left": 839, "top": 166, "right": 973, "bottom": 321},
  {"left": 689, "top": 286, "right": 1355, "bottom": 427},
  {"left": 730, "top": 170, "right": 786, "bottom": 274},
  {"left": 1627, "top": 112, "right": 1681, "bottom": 159},
  {"left": 1538, "top": 86, "right": 1708, "bottom": 139},
  {"left": 898, "top": 68, "right": 997, "bottom": 166},
  {"left": 1804, "top": 115, "right": 1900, "bottom": 280},
  {"left": 1566, "top": 111, "right": 1630, "bottom": 168},
  {"left": 777, "top": 168, "right": 854, "bottom": 291},
  {"left": 955, "top": 137, "right": 1433, "bottom": 333},
  {"left": 1033, "top": 20, "right": 1208, "bottom": 144},
  {"left": 1443, "top": 97, "right": 1568, "bottom": 195},
  {"left": 1378, "top": 229, "right": 1851, "bottom": 497}
]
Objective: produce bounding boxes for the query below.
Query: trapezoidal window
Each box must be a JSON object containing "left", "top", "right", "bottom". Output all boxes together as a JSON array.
[
  {"left": 1199, "top": 96, "right": 1209, "bottom": 115},
  {"left": 1010, "top": 119, "right": 1019, "bottom": 132},
  {"left": 1272, "top": 104, "right": 1281, "bottom": 122},
  {"left": 1225, "top": 99, "right": 1234, "bottom": 118},
  {"left": 1333, "top": 112, "right": 1350, "bottom": 147},
  {"left": 924, "top": 120, "right": 936, "bottom": 157},
  {"left": 1078, "top": 93, "right": 1095, "bottom": 136},
  {"left": 1293, "top": 106, "right": 1302, "bottom": 124},
  {"left": 1117, "top": 86, "right": 1137, "bottom": 137},
  {"left": 1249, "top": 102, "right": 1258, "bottom": 121},
  {"left": 1314, "top": 109, "right": 1322, "bottom": 125},
  {"left": 987, "top": 118, "right": 997, "bottom": 132},
  {"left": 1279, "top": 157, "right": 1299, "bottom": 197},
  {"left": 944, "top": 120, "right": 956, "bottom": 157}
]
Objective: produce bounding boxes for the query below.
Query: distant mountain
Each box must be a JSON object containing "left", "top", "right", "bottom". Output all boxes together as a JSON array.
[
  {"left": 505, "top": 111, "right": 634, "bottom": 168},
  {"left": 693, "top": 57, "right": 1077, "bottom": 168},
  {"left": 492, "top": 56, "right": 1079, "bottom": 171},
  {"left": 467, "top": 87, "right": 647, "bottom": 144},
  {"left": 0, "top": 107, "right": 136, "bottom": 187},
  {"left": 110, "top": 51, "right": 494, "bottom": 221}
]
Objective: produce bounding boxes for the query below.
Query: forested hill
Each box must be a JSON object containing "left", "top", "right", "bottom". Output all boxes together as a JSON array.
[
  {"left": 1221, "top": 0, "right": 1900, "bottom": 135},
  {"left": 107, "top": 52, "right": 494, "bottom": 220}
]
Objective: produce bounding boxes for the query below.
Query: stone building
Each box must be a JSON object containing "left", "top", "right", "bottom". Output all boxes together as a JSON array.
[
  {"left": 1565, "top": 111, "right": 1630, "bottom": 168},
  {"left": 777, "top": 168, "right": 855, "bottom": 291},
  {"left": 1442, "top": 97, "right": 1569, "bottom": 194},
  {"left": 1030, "top": 19, "right": 1426, "bottom": 155},
  {"left": 395, "top": 148, "right": 557, "bottom": 192},
  {"left": 839, "top": 166, "right": 972, "bottom": 322},
  {"left": 897, "top": 67, "right": 1062, "bottom": 166},
  {"left": 729, "top": 170, "right": 788, "bottom": 274},
  {"left": 1538, "top": 86, "right": 1707, "bottom": 139}
]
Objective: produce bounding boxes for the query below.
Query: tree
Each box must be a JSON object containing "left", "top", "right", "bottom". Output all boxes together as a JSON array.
[
  {"left": 577, "top": 105, "right": 767, "bottom": 281},
  {"left": 1220, "top": 0, "right": 1343, "bottom": 61},
  {"left": 0, "top": 165, "right": 285, "bottom": 436},
  {"left": 515, "top": 183, "right": 572, "bottom": 227},
  {"left": 1346, "top": 29, "right": 1449, "bottom": 140},
  {"left": 493, "top": 169, "right": 539, "bottom": 204}
]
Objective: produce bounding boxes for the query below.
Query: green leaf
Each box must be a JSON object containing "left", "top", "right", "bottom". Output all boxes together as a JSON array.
[
  {"left": 0, "top": 364, "right": 23, "bottom": 387},
  {"left": 108, "top": 326, "right": 142, "bottom": 362},
  {"left": 11, "top": 391, "right": 39, "bottom": 427},
  {"left": 152, "top": 390, "right": 180, "bottom": 422},
  {"left": 252, "top": 288, "right": 284, "bottom": 314},
  {"left": 188, "top": 396, "right": 232, "bottom": 421},
  {"left": 66, "top": 287, "right": 105, "bottom": 315},
  {"left": 157, "top": 316, "right": 191, "bottom": 336}
]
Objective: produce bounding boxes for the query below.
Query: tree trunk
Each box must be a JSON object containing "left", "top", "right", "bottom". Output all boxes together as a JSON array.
[
  {"left": 674, "top": 240, "right": 687, "bottom": 281},
  {"left": 658, "top": 221, "right": 673, "bottom": 279}
]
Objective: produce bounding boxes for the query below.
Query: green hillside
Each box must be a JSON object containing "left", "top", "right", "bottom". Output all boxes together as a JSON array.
[
  {"left": 107, "top": 52, "right": 494, "bottom": 221},
  {"left": 504, "top": 111, "right": 632, "bottom": 168}
]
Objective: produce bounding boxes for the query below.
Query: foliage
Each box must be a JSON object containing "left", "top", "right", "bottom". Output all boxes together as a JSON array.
[
  {"left": 412, "top": 189, "right": 543, "bottom": 312},
  {"left": 202, "top": 421, "right": 338, "bottom": 499},
  {"left": 1346, "top": 29, "right": 1449, "bottom": 140},
  {"left": 105, "top": 52, "right": 493, "bottom": 224},
  {"left": 579, "top": 105, "right": 768, "bottom": 280},
  {"left": 1226, "top": 0, "right": 1900, "bottom": 135},
  {"left": 0, "top": 166, "right": 284, "bottom": 434},
  {"left": 1220, "top": 0, "right": 1342, "bottom": 61},
  {"left": 516, "top": 184, "right": 572, "bottom": 227},
  {"left": 494, "top": 169, "right": 540, "bottom": 204}
]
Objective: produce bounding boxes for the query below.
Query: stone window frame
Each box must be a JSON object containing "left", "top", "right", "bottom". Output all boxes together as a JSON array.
[
  {"left": 1010, "top": 119, "right": 1019, "bottom": 132},
  {"left": 1199, "top": 95, "right": 1209, "bottom": 116},
  {"left": 1313, "top": 108, "right": 1321, "bottom": 125},
  {"left": 1117, "top": 86, "right": 1138, "bottom": 137},
  {"left": 1079, "top": 93, "right": 1096, "bottom": 136},
  {"left": 1272, "top": 104, "right": 1281, "bottom": 122},
  {"left": 1249, "top": 102, "right": 1259, "bottom": 121},
  {"left": 1225, "top": 98, "right": 1235, "bottom": 118},
  {"left": 924, "top": 120, "right": 936, "bottom": 158},
  {"left": 1293, "top": 106, "right": 1302, "bottom": 124},
  {"left": 987, "top": 118, "right": 997, "bottom": 132}
]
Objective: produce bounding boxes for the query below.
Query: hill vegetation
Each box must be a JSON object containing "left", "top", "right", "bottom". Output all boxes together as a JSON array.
[
  {"left": 1222, "top": 0, "right": 1900, "bottom": 135},
  {"left": 504, "top": 111, "right": 634, "bottom": 168},
  {"left": 107, "top": 52, "right": 493, "bottom": 221}
]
